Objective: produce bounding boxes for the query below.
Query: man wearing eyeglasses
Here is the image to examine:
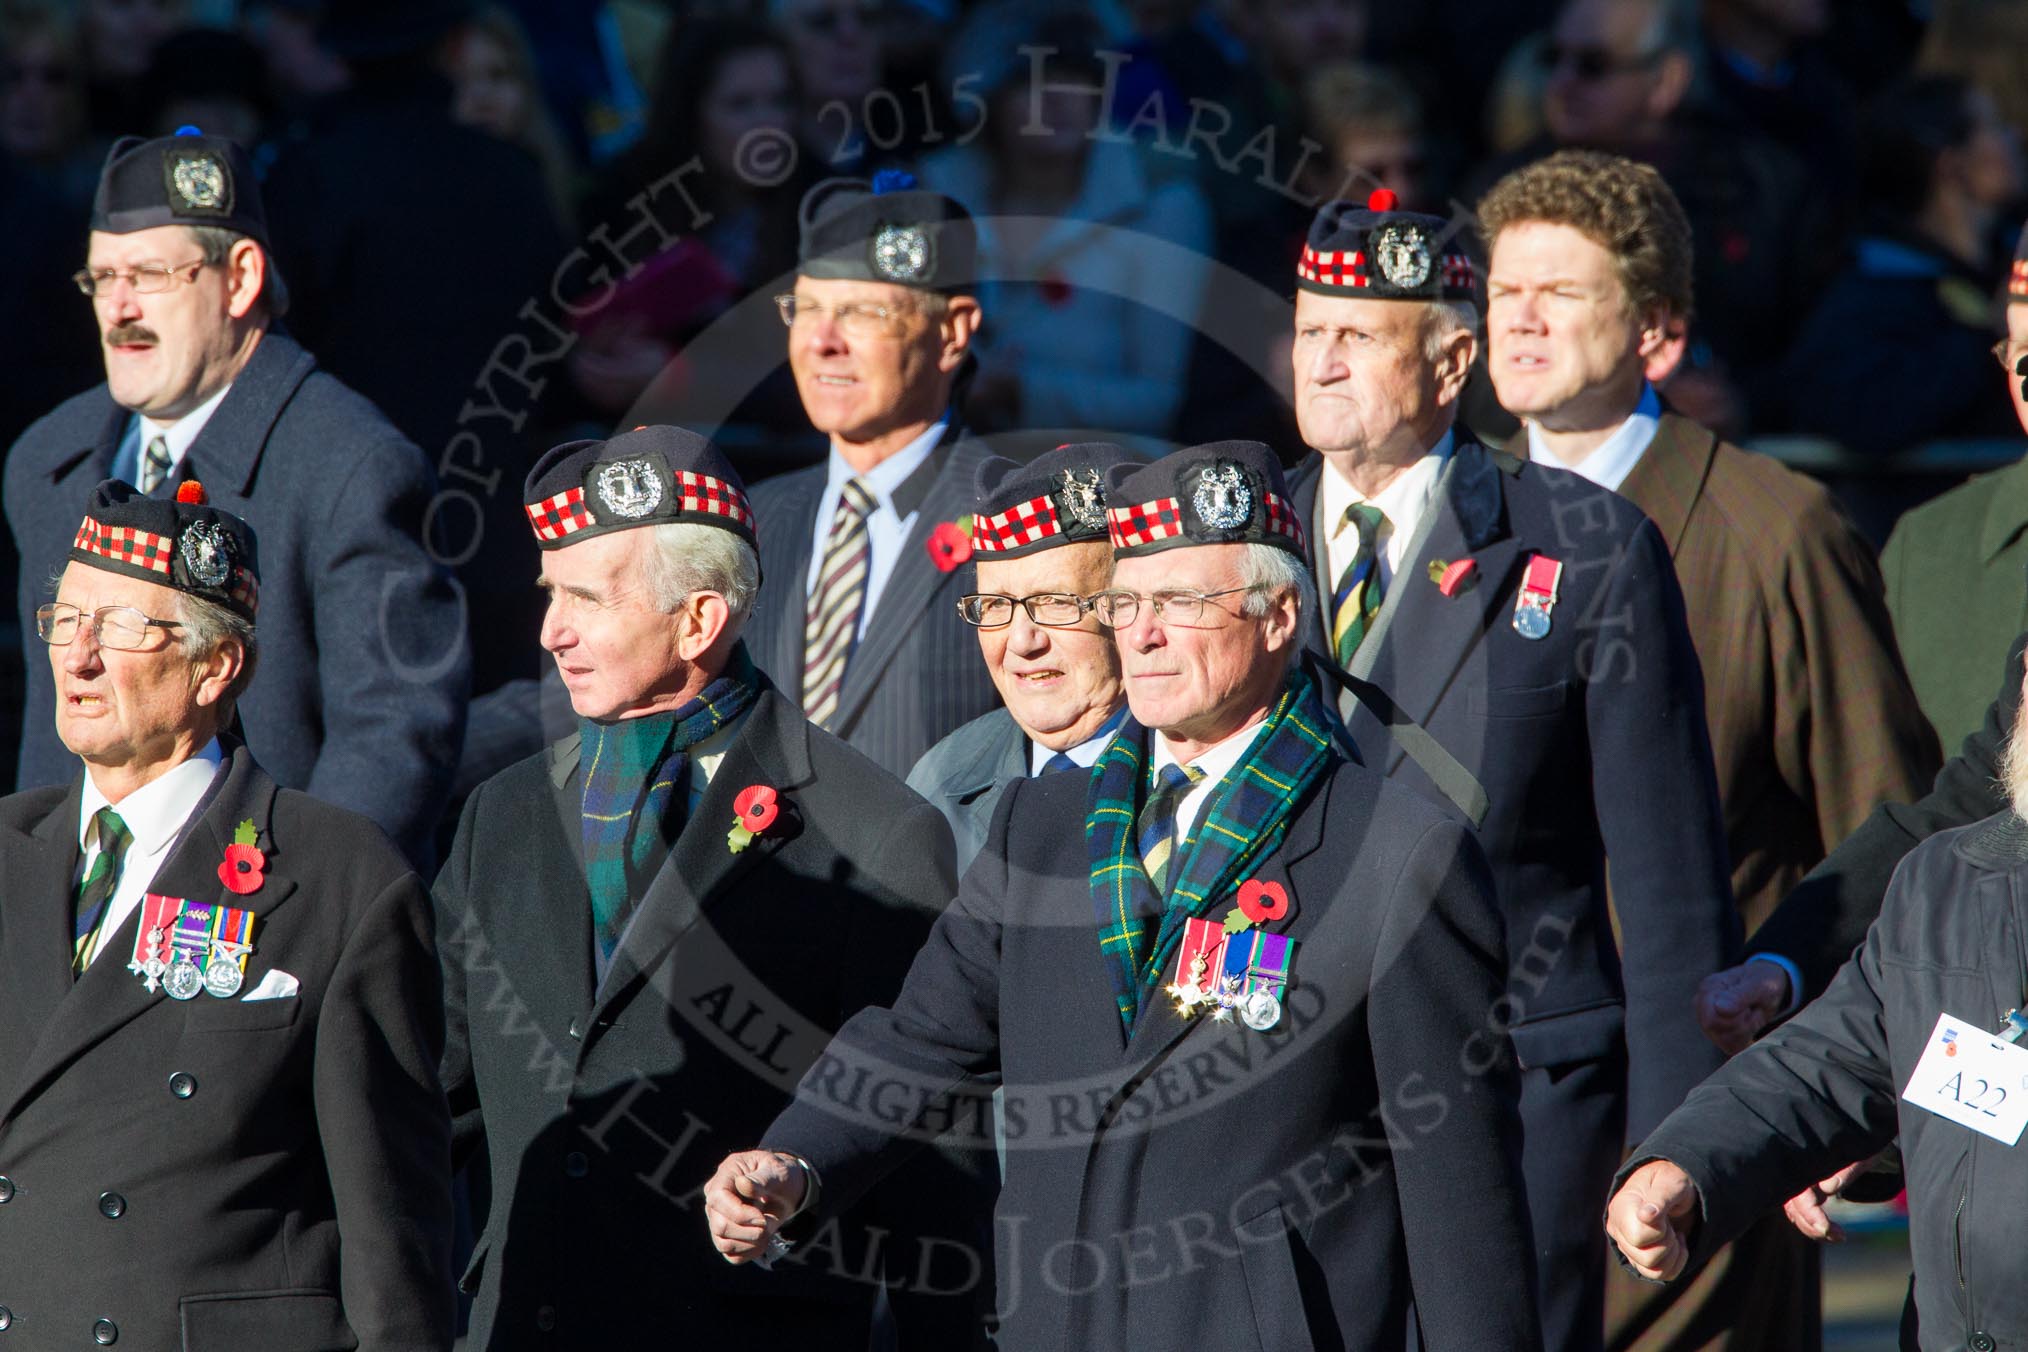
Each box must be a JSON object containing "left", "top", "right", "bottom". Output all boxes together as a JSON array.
[
  {"left": 906, "top": 443, "right": 1136, "bottom": 870},
  {"left": 1286, "top": 189, "right": 1737, "bottom": 1352},
  {"left": 744, "top": 172, "right": 1000, "bottom": 779},
  {"left": 706, "top": 439, "right": 1543, "bottom": 1352},
  {"left": 0, "top": 477, "right": 453, "bottom": 1350},
  {"left": 1, "top": 128, "right": 465, "bottom": 870}
]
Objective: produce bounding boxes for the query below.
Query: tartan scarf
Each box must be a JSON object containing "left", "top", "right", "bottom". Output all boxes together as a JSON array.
[
  {"left": 579, "top": 644, "right": 759, "bottom": 959},
  {"left": 1086, "top": 667, "right": 1337, "bottom": 1034}
]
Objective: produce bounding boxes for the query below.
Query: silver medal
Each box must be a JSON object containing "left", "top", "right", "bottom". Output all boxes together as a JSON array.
[
  {"left": 165, "top": 957, "right": 204, "bottom": 1001},
  {"left": 203, "top": 960, "right": 243, "bottom": 999},
  {"left": 1240, "top": 987, "right": 1283, "bottom": 1031},
  {"left": 1512, "top": 600, "right": 1552, "bottom": 640}
]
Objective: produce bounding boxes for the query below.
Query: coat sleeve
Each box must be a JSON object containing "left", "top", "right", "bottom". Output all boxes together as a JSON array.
[
  {"left": 431, "top": 782, "right": 488, "bottom": 1169},
  {"left": 1615, "top": 858, "right": 1908, "bottom": 1270},
  {"left": 1589, "top": 517, "right": 1740, "bottom": 1138},
  {"left": 303, "top": 427, "right": 471, "bottom": 869},
  {"left": 1371, "top": 817, "right": 1543, "bottom": 1352},
  {"left": 1750, "top": 631, "right": 2023, "bottom": 997},
  {"left": 316, "top": 868, "right": 457, "bottom": 1351}
]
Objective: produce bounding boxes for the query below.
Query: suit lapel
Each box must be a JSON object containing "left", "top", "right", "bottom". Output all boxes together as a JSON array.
[
  {"left": 754, "top": 472, "right": 825, "bottom": 687},
  {"left": 938, "top": 711, "right": 1029, "bottom": 801},
  {"left": 1616, "top": 413, "right": 1715, "bottom": 559},
  {"left": 178, "top": 334, "right": 316, "bottom": 498},
  {"left": 481, "top": 734, "right": 599, "bottom": 1034},
  {"left": 831, "top": 434, "right": 985, "bottom": 734},
  {"left": 0, "top": 750, "right": 297, "bottom": 1123},
  {"left": 584, "top": 692, "right": 812, "bottom": 1034}
]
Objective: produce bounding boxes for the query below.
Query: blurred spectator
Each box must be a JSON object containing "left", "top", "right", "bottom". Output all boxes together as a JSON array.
[
  {"left": 138, "top": 27, "right": 273, "bottom": 148},
  {"left": 241, "top": 0, "right": 351, "bottom": 113},
  {"left": 1779, "top": 75, "right": 2024, "bottom": 457},
  {"left": 569, "top": 15, "right": 811, "bottom": 431},
  {"left": 771, "top": 0, "right": 884, "bottom": 172},
  {"left": 1918, "top": 0, "right": 2028, "bottom": 154},
  {"left": 1702, "top": 0, "right": 1859, "bottom": 199},
  {"left": 1, "top": 5, "right": 103, "bottom": 215},
  {"left": 1228, "top": 0, "right": 1367, "bottom": 123},
  {"left": 1367, "top": 0, "right": 1560, "bottom": 166},
  {"left": 1879, "top": 224, "right": 2028, "bottom": 750},
  {"left": 1296, "top": 61, "right": 1430, "bottom": 211},
  {"left": 79, "top": 0, "right": 183, "bottom": 135},
  {"left": 1465, "top": 0, "right": 1832, "bottom": 433},
  {"left": 444, "top": 5, "right": 576, "bottom": 231},
  {"left": 922, "top": 4, "right": 1213, "bottom": 446},
  {"left": 1484, "top": 30, "right": 1551, "bottom": 156}
]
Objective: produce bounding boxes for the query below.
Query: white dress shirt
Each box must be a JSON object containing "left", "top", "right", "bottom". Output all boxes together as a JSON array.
[
  {"left": 1027, "top": 704, "right": 1129, "bottom": 777},
  {"left": 1316, "top": 431, "right": 1454, "bottom": 598},
  {"left": 75, "top": 739, "right": 226, "bottom": 969},
  {"left": 1151, "top": 717, "right": 1271, "bottom": 846},
  {"left": 805, "top": 417, "right": 949, "bottom": 643},
  {"left": 117, "top": 382, "right": 233, "bottom": 489},
  {"left": 1525, "top": 383, "right": 1661, "bottom": 492}
]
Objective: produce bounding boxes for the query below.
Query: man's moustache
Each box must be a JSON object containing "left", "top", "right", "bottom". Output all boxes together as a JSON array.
[{"left": 103, "top": 326, "right": 157, "bottom": 346}]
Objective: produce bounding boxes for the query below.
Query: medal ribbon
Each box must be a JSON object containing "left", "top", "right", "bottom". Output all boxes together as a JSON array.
[{"left": 1520, "top": 555, "right": 1562, "bottom": 608}]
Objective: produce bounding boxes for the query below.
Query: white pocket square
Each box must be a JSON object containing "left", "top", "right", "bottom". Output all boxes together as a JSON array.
[{"left": 243, "top": 970, "right": 299, "bottom": 1002}]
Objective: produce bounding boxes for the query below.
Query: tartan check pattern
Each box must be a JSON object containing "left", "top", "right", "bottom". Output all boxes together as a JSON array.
[
  {"left": 802, "top": 478, "right": 876, "bottom": 727},
  {"left": 1332, "top": 503, "right": 1387, "bottom": 666},
  {"left": 1262, "top": 491, "right": 1307, "bottom": 551},
  {"left": 1106, "top": 497, "right": 1185, "bottom": 550},
  {"left": 1136, "top": 763, "right": 1204, "bottom": 896},
  {"left": 1298, "top": 245, "right": 1370, "bottom": 288},
  {"left": 2013, "top": 258, "right": 2028, "bottom": 298},
  {"left": 974, "top": 493, "right": 1061, "bottom": 553},
  {"left": 675, "top": 471, "right": 756, "bottom": 534},
  {"left": 74, "top": 516, "right": 173, "bottom": 575},
  {"left": 1085, "top": 669, "right": 1336, "bottom": 1033},
  {"left": 527, "top": 486, "right": 595, "bottom": 542},
  {"left": 228, "top": 568, "right": 260, "bottom": 616},
  {"left": 1441, "top": 253, "right": 1476, "bottom": 291}
]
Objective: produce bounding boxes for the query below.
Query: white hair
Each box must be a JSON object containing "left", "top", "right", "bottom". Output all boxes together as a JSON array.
[
  {"left": 174, "top": 589, "right": 259, "bottom": 704},
  {"left": 2002, "top": 713, "right": 2028, "bottom": 820},
  {"left": 1422, "top": 299, "right": 1480, "bottom": 363},
  {"left": 1237, "top": 542, "right": 1317, "bottom": 648},
  {"left": 640, "top": 522, "right": 761, "bottom": 628}
]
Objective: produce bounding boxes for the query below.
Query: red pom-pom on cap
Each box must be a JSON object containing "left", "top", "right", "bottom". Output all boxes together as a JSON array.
[
  {"left": 175, "top": 480, "right": 208, "bottom": 505},
  {"left": 1366, "top": 188, "right": 1398, "bottom": 213}
]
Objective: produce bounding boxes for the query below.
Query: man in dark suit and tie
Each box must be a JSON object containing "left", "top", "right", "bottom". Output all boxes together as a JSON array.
[
  {"left": 436, "top": 426, "right": 993, "bottom": 1350},
  {"left": 706, "top": 441, "right": 1544, "bottom": 1352},
  {"left": 1285, "top": 190, "right": 1739, "bottom": 1352},
  {"left": 743, "top": 171, "right": 1002, "bottom": 777},
  {"left": 0, "top": 478, "right": 453, "bottom": 1349},
  {"left": 907, "top": 443, "right": 1135, "bottom": 870},
  {"left": 1, "top": 128, "right": 466, "bottom": 867}
]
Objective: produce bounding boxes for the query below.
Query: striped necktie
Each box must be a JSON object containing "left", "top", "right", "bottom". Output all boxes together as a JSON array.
[
  {"left": 802, "top": 478, "right": 877, "bottom": 727},
  {"left": 139, "top": 434, "right": 173, "bottom": 494},
  {"left": 73, "top": 806, "right": 133, "bottom": 976},
  {"left": 1039, "top": 752, "right": 1079, "bottom": 775},
  {"left": 1136, "top": 762, "right": 1205, "bottom": 897},
  {"left": 1331, "top": 502, "right": 1388, "bottom": 667}
]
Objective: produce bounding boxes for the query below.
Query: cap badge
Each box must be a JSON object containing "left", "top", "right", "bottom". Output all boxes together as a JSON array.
[
  {"left": 1373, "top": 222, "right": 1432, "bottom": 289},
  {"left": 1053, "top": 467, "right": 1107, "bottom": 531},
  {"left": 167, "top": 151, "right": 228, "bottom": 213},
  {"left": 1191, "top": 462, "right": 1252, "bottom": 530},
  {"left": 594, "top": 460, "right": 664, "bottom": 519},
  {"left": 179, "top": 521, "right": 234, "bottom": 588},
  {"left": 872, "top": 223, "right": 931, "bottom": 283}
]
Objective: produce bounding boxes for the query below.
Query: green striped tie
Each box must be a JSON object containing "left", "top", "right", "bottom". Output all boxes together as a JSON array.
[
  {"left": 1136, "top": 762, "right": 1205, "bottom": 897},
  {"left": 73, "top": 807, "right": 132, "bottom": 976},
  {"left": 1331, "top": 503, "right": 1387, "bottom": 667}
]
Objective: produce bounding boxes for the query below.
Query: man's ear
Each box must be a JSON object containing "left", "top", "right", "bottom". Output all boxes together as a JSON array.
[
  {"left": 939, "top": 295, "right": 983, "bottom": 373},
  {"left": 223, "top": 238, "right": 268, "bottom": 321},
  {"left": 190, "top": 637, "right": 245, "bottom": 709},
  {"left": 1435, "top": 328, "right": 1478, "bottom": 405},
  {"left": 677, "top": 591, "right": 733, "bottom": 662},
  {"left": 1635, "top": 304, "right": 1673, "bottom": 364}
]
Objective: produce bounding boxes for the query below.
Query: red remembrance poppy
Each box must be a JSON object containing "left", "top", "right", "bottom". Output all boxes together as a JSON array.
[
  {"left": 1236, "top": 879, "right": 1288, "bottom": 925},
  {"left": 218, "top": 842, "right": 266, "bottom": 895},
  {"left": 734, "top": 784, "right": 779, "bottom": 835},
  {"left": 926, "top": 521, "right": 973, "bottom": 572}
]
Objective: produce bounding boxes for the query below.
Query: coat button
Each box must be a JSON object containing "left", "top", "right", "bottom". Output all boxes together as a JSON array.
[
  {"left": 168, "top": 1072, "right": 197, "bottom": 1099},
  {"left": 534, "top": 1305, "right": 557, "bottom": 1332},
  {"left": 563, "top": 1152, "right": 588, "bottom": 1179},
  {"left": 92, "top": 1318, "right": 117, "bottom": 1344},
  {"left": 98, "top": 1193, "right": 126, "bottom": 1219},
  {"left": 1970, "top": 1335, "right": 1996, "bottom": 1352},
  {"left": 0, "top": 1176, "right": 13, "bottom": 1204},
  {"left": 0, "top": 1304, "right": 11, "bottom": 1329}
]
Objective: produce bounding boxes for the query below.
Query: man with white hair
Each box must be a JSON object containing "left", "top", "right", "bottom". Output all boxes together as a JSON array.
[
  {"left": 1285, "top": 189, "right": 1737, "bottom": 1352},
  {"left": 705, "top": 440, "right": 1543, "bottom": 1352},
  {"left": 435, "top": 425, "right": 990, "bottom": 1350}
]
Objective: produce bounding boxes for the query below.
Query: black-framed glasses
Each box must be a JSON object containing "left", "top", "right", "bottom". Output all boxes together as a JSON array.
[
  {"left": 72, "top": 258, "right": 208, "bottom": 297},
  {"left": 773, "top": 293, "right": 908, "bottom": 336},
  {"left": 1092, "top": 586, "right": 1263, "bottom": 629},
  {"left": 956, "top": 592, "right": 1094, "bottom": 628},
  {"left": 1537, "top": 42, "right": 1663, "bottom": 80},
  {"left": 36, "top": 603, "right": 182, "bottom": 649}
]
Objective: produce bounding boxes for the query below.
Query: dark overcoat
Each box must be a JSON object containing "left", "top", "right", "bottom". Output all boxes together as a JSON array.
[
  {"left": 905, "top": 706, "right": 1027, "bottom": 873},
  {"left": 744, "top": 425, "right": 1003, "bottom": 778},
  {"left": 764, "top": 733, "right": 1544, "bottom": 1352},
  {"left": 1290, "top": 437, "right": 1738, "bottom": 1352},
  {"left": 3, "top": 330, "right": 469, "bottom": 867},
  {"left": 435, "top": 685, "right": 993, "bottom": 1350},
  {"left": 0, "top": 745, "right": 455, "bottom": 1351}
]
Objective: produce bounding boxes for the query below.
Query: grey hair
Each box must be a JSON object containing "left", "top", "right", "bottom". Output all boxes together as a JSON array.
[
  {"left": 184, "top": 224, "right": 279, "bottom": 318},
  {"left": 1237, "top": 542, "right": 1317, "bottom": 651},
  {"left": 640, "top": 523, "right": 762, "bottom": 628},
  {"left": 174, "top": 589, "right": 258, "bottom": 705},
  {"left": 1422, "top": 299, "right": 1480, "bottom": 363}
]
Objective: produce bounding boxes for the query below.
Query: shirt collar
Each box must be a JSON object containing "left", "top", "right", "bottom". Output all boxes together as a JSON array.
[
  {"left": 1028, "top": 702, "right": 1128, "bottom": 776},
  {"left": 823, "top": 415, "right": 950, "bottom": 516},
  {"left": 78, "top": 738, "right": 225, "bottom": 856},
  {"left": 1526, "top": 383, "right": 1660, "bottom": 493},
  {"left": 1320, "top": 429, "right": 1454, "bottom": 535},
  {"left": 1150, "top": 713, "right": 1271, "bottom": 782},
  {"left": 136, "top": 382, "right": 234, "bottom": 468}
]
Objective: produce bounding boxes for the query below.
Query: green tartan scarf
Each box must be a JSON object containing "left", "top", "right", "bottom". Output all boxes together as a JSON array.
[
  {"left": 1086, "top": 667, "right": 1337, "bottom": 1034},
  {"left": 580, "top": 644, "right": 759, "bottom": 961}
]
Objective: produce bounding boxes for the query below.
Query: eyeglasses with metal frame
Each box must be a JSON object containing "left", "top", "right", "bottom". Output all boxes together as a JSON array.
[
  {"left": 1091, "top": 585, "right": 1264, "bottom": 629},
  {"left": 72, "top": 258, "right": 209, "bottom": 297},
  {"left": 36, "top": 603, "right": 183, "bottom": 649}
]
